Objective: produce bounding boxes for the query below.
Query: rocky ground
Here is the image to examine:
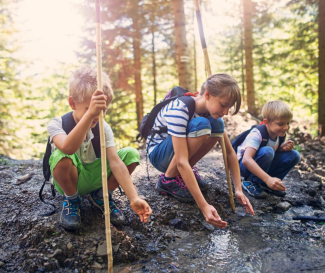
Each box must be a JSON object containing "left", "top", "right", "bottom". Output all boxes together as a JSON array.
[{"left": 0, "top": 112, "right": 324, "bottom": 273}]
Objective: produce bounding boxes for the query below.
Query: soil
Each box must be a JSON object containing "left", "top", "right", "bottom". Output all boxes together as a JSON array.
[{"left": 0, "top": 112, "right": 324, "bottom": 273}]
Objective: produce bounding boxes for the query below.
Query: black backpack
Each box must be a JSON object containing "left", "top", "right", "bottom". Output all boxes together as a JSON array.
[
  {"left": 40, "top": 111, "right": 101, "bottom": 216},
  {"left": 136, "top": 86, "right": 196, "bottom": 142},
  {"left": 231, "top": 124, "right": 286, "bottom": 155}
]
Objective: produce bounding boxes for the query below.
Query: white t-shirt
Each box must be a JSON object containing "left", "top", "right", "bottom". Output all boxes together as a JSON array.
[
  {"left": 47, "top": 116, "right": 115, "bottom": 164},
  {"left": 236, "top": 128, "right": 285, "bottom": 161}
]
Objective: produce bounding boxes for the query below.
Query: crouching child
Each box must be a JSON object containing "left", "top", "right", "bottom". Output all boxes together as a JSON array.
[
  {"left": 235, "top": 101, "right": 301, "bottom": 198},
  {"left": 47, "top": 66, "right": 152, "bottom": 230}
]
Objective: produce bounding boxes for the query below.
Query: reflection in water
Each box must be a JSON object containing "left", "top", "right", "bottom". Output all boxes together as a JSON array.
[{"left": 116, "top": 206, "right": 325, "bottom": 273}]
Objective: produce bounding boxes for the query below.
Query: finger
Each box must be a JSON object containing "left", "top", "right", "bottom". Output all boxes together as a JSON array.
[
  {"left": 139, "top": 214, "right": 144, "bottom": 223},
  {"left": 245, "top": 198, "right": 255, "bottom": 215}
]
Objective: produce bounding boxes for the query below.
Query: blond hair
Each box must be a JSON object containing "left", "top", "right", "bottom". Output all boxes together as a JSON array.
[
  {"left": 262, "top": 101, "right": 293, "bottom": 122},
  {"left": 200, "top": 73, "right": 241, "bottom": 115},
  {"left": 69, "top": 66, "right": 113, "bottom": 103}
]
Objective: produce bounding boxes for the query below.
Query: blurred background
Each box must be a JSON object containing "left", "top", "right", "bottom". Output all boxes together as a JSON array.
[{"left": 0, "top": 0, "right": 323, "bottom": 159}]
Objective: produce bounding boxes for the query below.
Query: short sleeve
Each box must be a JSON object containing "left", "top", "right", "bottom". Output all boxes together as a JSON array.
[
  {"left": 245, "top": 128, "right": 262, "bottom": 150},
  {"left": 47, "top": 117, "right": 66, "bottom": 143},
  {"left": 164, "top": 99, "right": 189, "bottom": 138},
  {"left": 104, "top": 121, "right": 115, "bottom": 148}
]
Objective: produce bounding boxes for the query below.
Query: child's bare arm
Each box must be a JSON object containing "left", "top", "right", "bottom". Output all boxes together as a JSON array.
[
  {"left": 223, "top": 133, "right": 254, "bottom": 215},
  {"left": 106, "top": 147, "right": 152, "bottom": 223},
  {"left": 172, "top": 136, "right": 227, "bottom": 228},
  {"left": 53, "top": 90, "right": 107, "bottom": 154},
  {"left": 242, "top": 147, "right": 286, "bottom": 191}
]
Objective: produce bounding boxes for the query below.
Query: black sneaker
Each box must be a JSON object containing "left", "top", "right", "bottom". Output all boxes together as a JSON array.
[
  {"left": 259, "top": 182, "right": 286, "bottom": 197},
  {"left": 60, "top": 196, "right": 81, "bottom": 231},
  {"left": 242, "top": 181, "right": 267, "bottom": 199},
  {"left": 192, "top": 167, "right": 209, "bottom": 191},
  {"left": 89, "top": 191, "right": 125, "bottom": 226},
  {"left": 155, "top": 174, "right": 194, "bottom": 203}
]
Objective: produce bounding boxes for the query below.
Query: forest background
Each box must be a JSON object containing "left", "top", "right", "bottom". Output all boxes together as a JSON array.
[{"left": 1, "top": 0, "right": 324, "bottom": 160}]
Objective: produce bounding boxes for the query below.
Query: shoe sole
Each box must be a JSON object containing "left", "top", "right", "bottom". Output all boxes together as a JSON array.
[
  {"left": 242, "top": 183, "right": 267, "bottom": 199},
  {"left": 156, "top": 182, "right": 194, "bottom": 203}
]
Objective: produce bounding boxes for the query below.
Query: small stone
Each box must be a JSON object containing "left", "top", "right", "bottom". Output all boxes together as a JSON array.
[
  {"left": 314, "top": 168, "right": 325, "bottom": 177},
  {"left": 90, "top": 261, "right": 102, "bottom": 270},
  {"left": 67, "top": 242, "right": 73, "bottom": 250},
  {"left": 97, "top": 241, "right": 107, "bottom": 257},
  {"left": 277, "top": 202, "right": 292, "bottom": 212},
  {"left": 112, "top": 244, "right": 120, "bottom": 253}
]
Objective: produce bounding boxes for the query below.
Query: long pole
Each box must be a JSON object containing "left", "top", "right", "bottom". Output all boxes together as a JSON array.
[
  {"left": 193, "top": 0, "right": 235, "bottom": 212},
  {"left": 95, "top": 0, "right": 113, "bottom": 272}
]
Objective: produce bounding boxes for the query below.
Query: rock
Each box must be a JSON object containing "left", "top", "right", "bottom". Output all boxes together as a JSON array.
[
  {"left": 306, "top": 188, "right": 317, "bottom": 197},
  {"left": 276, "top": 202, "right": 292, "bottom": 212},
  {"left": 112, "top": 244, "right": 120, "bottom": 253},
  {"left": 168, "top": 218, "right": 188, "bottom": 230},
  {"left": 314, "top": 168, "right": 325, "bottom": 177},
  {"left": 16, "top": 173, "right": 33, "bottom": 185},
  {"left": 304, "top": 180, "right": 322, "bottom": 190},
  {"left": 96, "top": 241, "right": 107, "bottom": 257},
  {"left": 67, "top": 242, "right": 73, "bottom": 250},
  {"left": 90, "top": 261, "right": 102, "bottom": 270},
  {"left": 48, "top": 249, "right": 62, "bottom": 259},
  {"left": 0, "top": 261, "right": 4, "bottom": 267},
  {"left": 201, "top": 221, "right": 215, "bottom": 231}
]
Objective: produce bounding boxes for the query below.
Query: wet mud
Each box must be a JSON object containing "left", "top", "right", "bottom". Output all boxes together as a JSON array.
[{"left": 0, "top": 112, "right": 324, "bottom": 272}]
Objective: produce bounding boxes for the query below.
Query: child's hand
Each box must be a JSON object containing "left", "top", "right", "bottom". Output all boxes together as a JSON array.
[
  {"left": 88, "top": 90, "right": 108, "bottom": 118},
  {"left": 201, "top": 204, "right": 227, "bottom": 228},
  {"left": 279, "top": 140, "right": 294, "bottom": 152},
  {"left": 235, "top": 191, "right": 255, "bottom": 215},
  {"left": 265, "top": 177, "right": 286, "bottom": 191},
  {"left": 130, "top": 198, "right": 152, "bottom": 223}
]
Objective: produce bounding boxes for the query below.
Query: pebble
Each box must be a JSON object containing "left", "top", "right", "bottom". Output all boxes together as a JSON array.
[{"left": 277, "top": 202, "right": 292, "bottom": 212}]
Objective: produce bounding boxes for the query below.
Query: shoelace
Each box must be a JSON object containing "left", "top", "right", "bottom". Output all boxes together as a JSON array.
[
  {"left": 192, "top": 167, "right": 201, "bottom": 179},
  {"left": 64, "top": 199, "right": 80, "bottom": 216},
  {"left": 109, "top": 200, "right": 118, "bottom": 213},
  {"left": 175, "top": 175, "right": 188, "bottom": 189}
]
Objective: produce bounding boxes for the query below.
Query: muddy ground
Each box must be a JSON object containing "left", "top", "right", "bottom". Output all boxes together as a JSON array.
[{"left": 0, "top": 112, "right": 324, "bottom": 272}]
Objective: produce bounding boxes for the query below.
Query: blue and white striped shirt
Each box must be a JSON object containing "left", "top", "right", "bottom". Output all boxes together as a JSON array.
[{"left": 146, "top": 98, "right": 198, "bottom": 155}]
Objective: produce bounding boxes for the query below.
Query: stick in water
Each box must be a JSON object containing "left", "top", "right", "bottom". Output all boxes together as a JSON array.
[
  {"left": 193, "top": 0, "right": 235, "bottom": 212},
  {"left": 95, "top": 0, "right": 113, "bottom": 272}
]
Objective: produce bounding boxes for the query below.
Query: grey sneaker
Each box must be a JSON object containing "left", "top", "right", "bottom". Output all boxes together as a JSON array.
[{"left": 242, "top": 181, "right": 267, "bottom": 199}]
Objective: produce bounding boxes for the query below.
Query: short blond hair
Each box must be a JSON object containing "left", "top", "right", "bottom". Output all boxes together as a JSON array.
[
  {"left": 200, "top": 73, "right": 241, "bottom": 115},
  {"left": 69, "top": 66, "right": 113, "bottom": 103},
  {"left": 262, "top": 101, "right": 293, "bottom": 122}
]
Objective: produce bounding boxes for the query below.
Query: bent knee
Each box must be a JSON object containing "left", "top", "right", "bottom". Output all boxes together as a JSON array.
[
  {"left": 290, "top": 150, "right": 301, "bottom": 165},
  {"left": 259, "top": 146, "right": 275, "bottom": 159},
  {"left": 187, "top": 117, "right": 212, "bottom": 137},
  {"left": 53, "top": 157, "right": 75, "bottom": 173},
  {"left": 119, "top": 147, "right": 140, "bottom": 163},
  {"left": 209, "top": 117, "right": 225, "bottom": 137}
]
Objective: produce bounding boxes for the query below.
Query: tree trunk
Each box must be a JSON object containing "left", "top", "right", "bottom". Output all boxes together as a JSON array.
[
  {"left": 132, "top": 0, "right": 143, "bottom": 130},
  {"left": 243, "top": 0, "right": 256, "bottom": 116},
  {"left": 240, "top": 0, "right": 246, "bottom": 108},
  {"left": 172, "top": 0, "right": 191, "bottom": 91},
  {"left": 151, "top": 8, "right": 157, "bottom": 106},
  {"left": 319, "top": 0, "right": 325, "bottom": 136}
]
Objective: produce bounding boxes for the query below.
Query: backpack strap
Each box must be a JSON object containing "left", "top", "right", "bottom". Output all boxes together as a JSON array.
[
  {"left": 255, "top": 124, "right": 269, "bottom": 148},
  {"left": 61, "top": 111, "right": 101, "bottom": 158},
  {"left": 179, "top": 95, "right": 195, "bottom": 121}
]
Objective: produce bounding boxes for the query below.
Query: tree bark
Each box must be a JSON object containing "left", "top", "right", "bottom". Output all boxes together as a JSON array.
[
  {"left": 243, "top": 0, "right": 257, "bottom": 116},
  {"left": 172, "top": 0, "right": 191, "bottom": 91},
  {"left": 319, "top": 0, "right": 325, "bottom": 136},
  {"left": 132, "top": 0, "right": 143, "bottom": 130},
  {"left": 151, "top": 8, "right": 158, "bottom": 106}
]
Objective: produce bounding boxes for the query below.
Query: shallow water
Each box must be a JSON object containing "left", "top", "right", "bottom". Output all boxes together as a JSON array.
[{"left": 115, "top": 206, "right": 325, "bottom": 273}]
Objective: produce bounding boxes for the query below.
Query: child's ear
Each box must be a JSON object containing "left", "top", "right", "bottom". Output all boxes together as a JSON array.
[
  {"left": 263, "top": 118, "right": 269, "bottom": 125},
  {"left": 69, "top": 97, "right": 76, "bottom": 110},
  {"left": 204, "top": 90, "right": 211, "bottom": 100}
]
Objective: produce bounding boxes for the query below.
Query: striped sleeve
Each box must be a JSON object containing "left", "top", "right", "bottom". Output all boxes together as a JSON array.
[{"left": 163, "top": 99, "right": 189, "bottom": 138}]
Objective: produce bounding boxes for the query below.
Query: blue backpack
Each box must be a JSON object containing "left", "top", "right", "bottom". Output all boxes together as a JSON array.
[{"left": 231, "top": 124, "right": 286, "bottom": 155}]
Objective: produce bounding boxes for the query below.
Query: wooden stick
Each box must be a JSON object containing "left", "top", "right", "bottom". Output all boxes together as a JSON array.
[
  {"left": 95, "top": 0, "right": 113, "bottom": 272},
  {"left": 193, "top": 0, "right": 235, "bottom": 212}
]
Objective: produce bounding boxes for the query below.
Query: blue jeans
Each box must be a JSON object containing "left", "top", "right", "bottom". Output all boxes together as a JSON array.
[
  {"left": 239, "top": 146, "right": 301, "bottom": 186},
  {"left": 149, "top": 116, "right": 225, "bottom": 173}
]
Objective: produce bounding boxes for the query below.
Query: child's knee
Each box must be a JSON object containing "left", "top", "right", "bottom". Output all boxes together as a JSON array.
[
  {"left": 259, "top": 146, "right": 275, "bottom": 159},
  {"left": 187, "top": 117, "right": 212, "bottom": 137},
  {"left": 53, "top": 157, "right": 74, "bottom": 172},
  {"left": 119, "top": 147, "right": 140, "bottom": 164},
  {"left": 290, "top": 150, "right": 301, "bottom": 165},
  {"left": 209, "top": 117, "right": 225, "bottom": 137}
]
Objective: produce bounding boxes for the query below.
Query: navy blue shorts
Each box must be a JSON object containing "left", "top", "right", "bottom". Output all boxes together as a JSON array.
[{"left": 149, "top": 116, "right": 225, "bottom": 173}]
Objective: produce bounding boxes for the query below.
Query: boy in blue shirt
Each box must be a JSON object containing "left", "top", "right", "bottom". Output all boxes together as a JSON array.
[{"left": 236, "top": 101, "right": 300, "bottom": 198}]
